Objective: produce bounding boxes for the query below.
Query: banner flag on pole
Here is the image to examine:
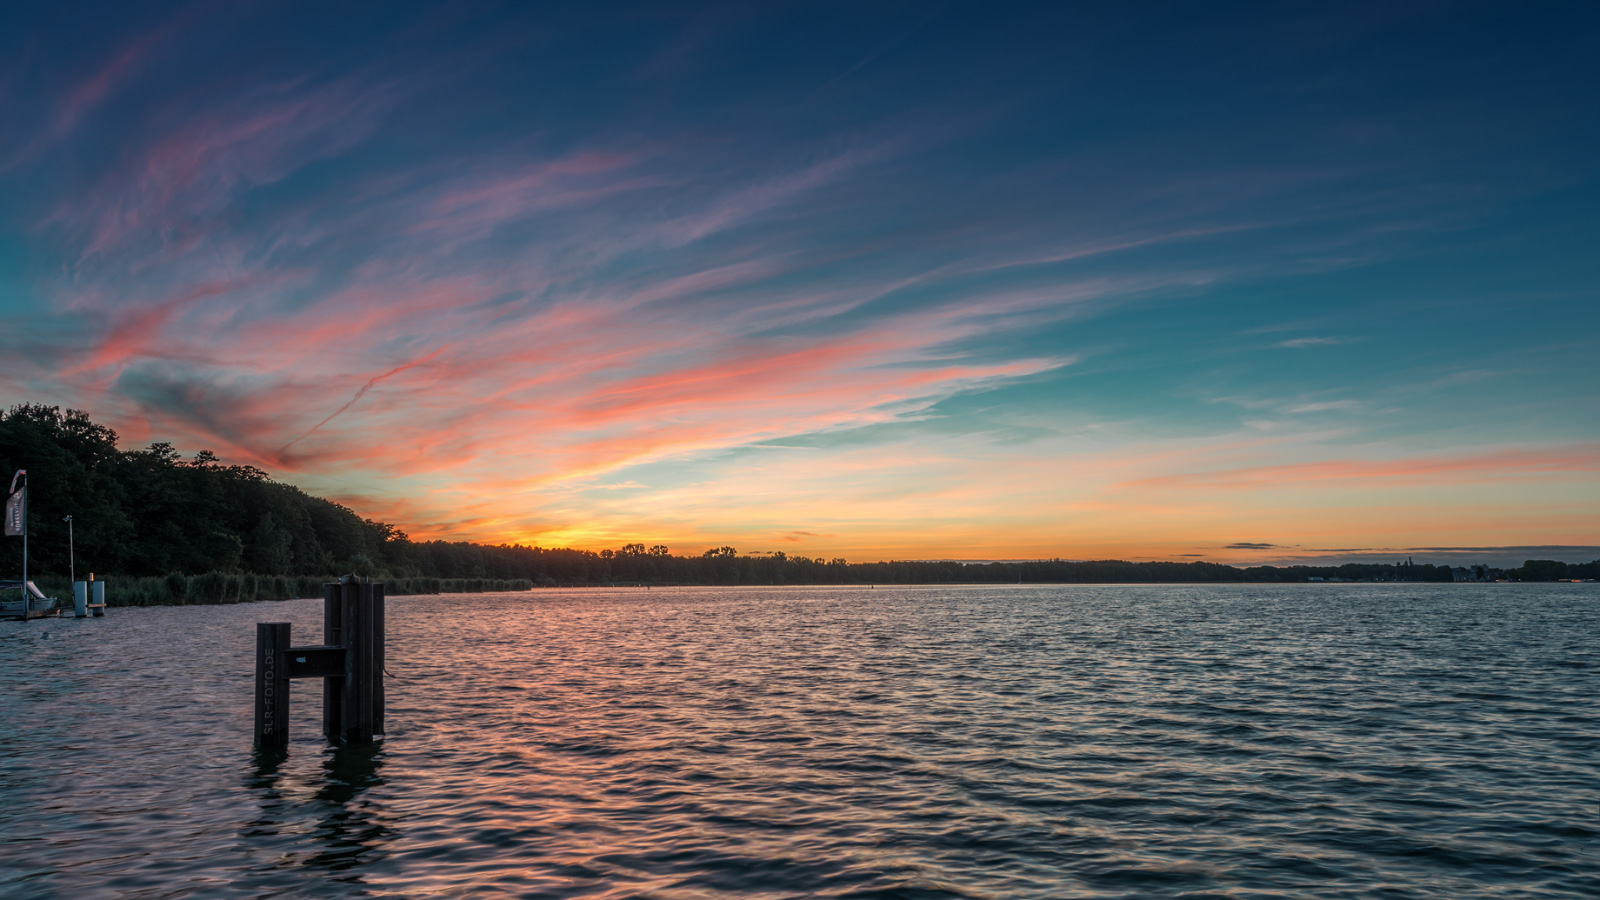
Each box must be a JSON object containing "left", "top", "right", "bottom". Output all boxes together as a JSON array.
[{"left": 4, "top": 470, "right": 23, "bottom": 537}]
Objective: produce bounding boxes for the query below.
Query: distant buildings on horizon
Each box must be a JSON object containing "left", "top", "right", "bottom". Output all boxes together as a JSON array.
[{"left": 1451, "top": 564, "right": 1505, "bottom": 582}]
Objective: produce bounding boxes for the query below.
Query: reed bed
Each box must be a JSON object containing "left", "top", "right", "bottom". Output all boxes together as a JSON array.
[{"left": 26, "top": 574, "right": 534, "bottom": 607}]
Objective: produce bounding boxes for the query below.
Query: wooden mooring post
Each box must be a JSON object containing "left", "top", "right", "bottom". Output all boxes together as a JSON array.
[{"left": 254, "top": 579, "right": 385, "bottom": 752}]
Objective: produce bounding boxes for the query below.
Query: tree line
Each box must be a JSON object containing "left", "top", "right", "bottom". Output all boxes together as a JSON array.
[
  {"left": 1504, "top": 559, "right": 1600, "bottom": 581},
  {"left": 2, "top": 404, "right": 1581, "bottom": 591}
]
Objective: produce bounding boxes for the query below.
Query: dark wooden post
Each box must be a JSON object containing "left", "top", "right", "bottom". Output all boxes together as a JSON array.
[
  {"left": 373, "top": 583, "right": 386, "bottom": 735},
  {"left": 255, "top": 623, "right": 291, "bottom": 752},
  {"left": 323, "top": 582, "right": 344, "bottom": 739},
  {"left": 340, "top": 581, "right": 377, "bottom": 743}
]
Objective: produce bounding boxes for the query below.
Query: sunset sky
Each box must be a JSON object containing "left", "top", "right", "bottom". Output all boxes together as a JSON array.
[{"left": 1, "top": 2, "right": 1596, "bottom": 566}]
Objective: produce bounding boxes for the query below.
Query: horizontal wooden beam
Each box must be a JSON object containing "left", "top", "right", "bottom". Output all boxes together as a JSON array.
[{"left": 284, "top": 645, "right": 346, "bottom": 679}]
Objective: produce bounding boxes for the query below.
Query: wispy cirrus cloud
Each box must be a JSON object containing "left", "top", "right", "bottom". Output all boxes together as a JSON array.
[
  {"left": 22, "top": 83, "right": 1101, "bottom": 499},
  {"left": 1283, "top": 399, "right": 1360, "bottom": 414},
  {"left": 47, "top": 72, "right": 402, "bottom": 265},
  {"left": 1277, "top": 336, "right": 1352, "bottom": 348},
  {"left": 1125, "top": 444, "right": 1600, "bottom": 491},
  {"left": 278, "top": 347, "right": 448, "bottom": 456},
  {"left": 2, "top": 8, "right": 197, "bottom": 171}
]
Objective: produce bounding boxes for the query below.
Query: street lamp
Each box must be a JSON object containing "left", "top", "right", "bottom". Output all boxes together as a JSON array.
[{"left": 62, "top": 515, "right": 73, "bottom": 585}]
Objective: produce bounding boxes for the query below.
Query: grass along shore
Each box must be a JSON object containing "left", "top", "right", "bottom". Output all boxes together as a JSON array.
[{"left": 23, "top": 573, "right": 535, "bottom": 607}]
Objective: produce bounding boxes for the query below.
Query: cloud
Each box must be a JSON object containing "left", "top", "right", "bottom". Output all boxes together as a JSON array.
[
  {"left": 2, "top": 9, "right": 194, "bottom": 170},
  {"left": 1281, "top": 399, "right": 1360, "bottom": 414},
  {"left": 1225, "top": 542, "right": 1281, "bottom": 549},
  {"left": 1126, "top": 444, "right": 1600, "bottom": 491},
  {"left": 277, "top": 347, "right": 446, "bottom": 456},
  {"left": 653, "top": 138, "right": 907, "bottom": 246},
  {"left": 46, "top": 71, "right": 402, "bottom": 265},
  {"left": 808, "top": 2, "right": 949, "bottom": 98},
  {"left": 409, "top": 151, "right": 652, "bottom": 242},
  {"left": 1277, "top": 336, "right": 1351, "bottom": 348}
]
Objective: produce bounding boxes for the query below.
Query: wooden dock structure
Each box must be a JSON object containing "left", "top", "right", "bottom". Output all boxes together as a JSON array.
[{"left": 255, "top": 579, "right": 385, "bottom": 751}]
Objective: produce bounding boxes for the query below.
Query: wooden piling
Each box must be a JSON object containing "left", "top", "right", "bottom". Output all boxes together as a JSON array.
[
  {"left": 323, "top": 582, "right": 344, "bottom": 739},
  {"left": 340, "top": 580, "right": 378, "bottom": 743},
  {"left": 253, "top": 581, "right": 384, "bottom": 749},
  {"left": 254, "top": 623, "right": 291, "bottom": 752},
  {"left": 373, "top": 583, "right": 385, "bottom": 735}
]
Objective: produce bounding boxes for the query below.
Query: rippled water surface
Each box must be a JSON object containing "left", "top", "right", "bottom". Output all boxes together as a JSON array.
[{"left": 2, "top": 584, "right": 1597, "bottom": 899}]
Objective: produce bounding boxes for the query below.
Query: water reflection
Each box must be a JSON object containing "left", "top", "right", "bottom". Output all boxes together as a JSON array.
[
  {"left": 310, "top": 742, "right": 389, "bottom": 871},
  {"left": 244, "top": 742, "right": 389, "bottom": 878},
  {"left": 4, "top": 586, "right": 1596, "bottom": 899},
  {"left": 246, "top": 747, "right": 287, "bottom": 784}
]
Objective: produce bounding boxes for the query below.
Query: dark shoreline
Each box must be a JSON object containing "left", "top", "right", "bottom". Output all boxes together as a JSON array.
[{"left": 19, "top": 569, "right": 1590, "bottom": 612}]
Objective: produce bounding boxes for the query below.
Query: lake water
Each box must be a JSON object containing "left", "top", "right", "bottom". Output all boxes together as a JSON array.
[{"left": 1, "top": 584, "right": 1596, "bottom": 899}]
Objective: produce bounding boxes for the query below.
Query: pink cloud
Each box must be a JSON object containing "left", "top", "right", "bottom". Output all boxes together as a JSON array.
[
  {"left": 2, "top": 9, "right": 194, "bottom": 171},
  {"left": 410, "top": 151, "right": 653, "bottom": 241},
  {"left": 47, "top": 72, "right": 397, "bottom": 263},
  {"left": 65, "top": 273, "right": 290, "bottom": 377}
]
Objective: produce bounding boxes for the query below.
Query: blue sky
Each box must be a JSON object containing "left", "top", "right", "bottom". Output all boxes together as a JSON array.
[{"left": 1, "top": 1, "right": 1596, "bottom": 565}]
